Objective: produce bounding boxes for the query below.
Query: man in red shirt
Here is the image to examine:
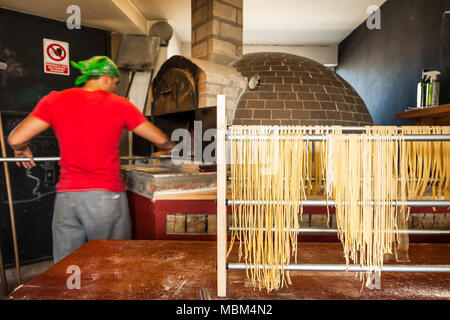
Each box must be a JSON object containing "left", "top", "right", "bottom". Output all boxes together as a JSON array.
[{"left": 8, "top": 56, "right": 173, "bottom": 262}]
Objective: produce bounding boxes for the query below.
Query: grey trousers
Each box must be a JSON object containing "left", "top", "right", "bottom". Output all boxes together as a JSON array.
[{"left": 52, "top": 191, "right": 132, "bottom": 263}]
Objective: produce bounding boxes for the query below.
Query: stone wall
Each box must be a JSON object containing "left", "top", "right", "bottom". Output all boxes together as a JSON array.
[{"left": 191, "top": 0, "right": 243, "bottom": 66}]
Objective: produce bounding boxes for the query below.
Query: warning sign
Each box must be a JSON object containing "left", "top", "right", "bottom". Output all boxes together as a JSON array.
[{"left": 43, "top": 38, "right": 70, "bottom": 75}]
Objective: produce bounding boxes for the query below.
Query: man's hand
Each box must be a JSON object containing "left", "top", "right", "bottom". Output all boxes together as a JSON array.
[
  {"left": 8, "top": 115, "right": 50, "bottom": 169},
  {"left": 13, "top": 145, "right": 36, "bottom": 169},
  {"left": 155, "top": 140, "right": 176, "bottom": 151},
  {"left": 151, "top": 150, "right": 172, "bottom": 158},
  {"left": 133, "top": 121, "right": 175, "bottom": 151}
]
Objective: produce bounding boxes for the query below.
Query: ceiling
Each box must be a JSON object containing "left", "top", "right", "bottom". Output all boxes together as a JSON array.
[
  {"left": 0, "top": 0, "right": 387, "bottom": 45},
  {"left": 244, "top": 0, "right": 387, "bottom": 45},
  {"left": 0, "top": 0, "right": 144, "bottom": 34}
]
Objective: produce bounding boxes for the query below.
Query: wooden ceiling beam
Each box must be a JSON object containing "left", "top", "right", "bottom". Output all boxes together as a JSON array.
[{"left": 110, "top": 0, "right": 148, "bottom": 35}]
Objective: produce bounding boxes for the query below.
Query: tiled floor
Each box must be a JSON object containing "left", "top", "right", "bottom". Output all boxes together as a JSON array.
[{"left": 1, "top": 259, "right": 54, "bottom": 298}]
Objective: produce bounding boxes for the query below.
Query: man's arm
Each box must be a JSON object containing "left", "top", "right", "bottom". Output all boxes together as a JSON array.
[
  {"left": 8, "top": 115, "right": 51, "bottom": 168},
  {"left": 132, "top": 120, "right": 175, "bottom": 151}
]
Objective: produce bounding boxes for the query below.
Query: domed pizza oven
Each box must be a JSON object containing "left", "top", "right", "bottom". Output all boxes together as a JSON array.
[{"left": 231, "top": 52, "right": 373, "bottom": 126}]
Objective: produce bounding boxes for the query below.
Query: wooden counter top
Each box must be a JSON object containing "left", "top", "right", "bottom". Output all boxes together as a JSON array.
[{"left": 5, "top": 240, "right": 450, "bottom": 300}]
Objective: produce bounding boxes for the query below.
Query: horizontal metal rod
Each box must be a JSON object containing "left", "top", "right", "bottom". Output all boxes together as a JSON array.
[
  {"left": 226, "top": 199, "right": 450, "bottom": 207},
  {"left": 0, "top": 156, "right": 153, "bottom": 162},
  {"left": 228, "top": 227, "right": 337, "bottom": 233},
  {"left": 226, "top": 134, "right": 450, "bottom": 142},
  {"left": 227, "top": 126, "right": 407, "bottom": 132},
  {"left": 227, "top": 227, "right": 450, "bottom": 235},
  {"left": 1, "top": 157, "right": 61, "bottom": 162},
  {"left": 227, "top": 263, "right": 450, "bottom": 273},
  {"left": 227, "top": 176, "right": 443, "bottom": 183}
]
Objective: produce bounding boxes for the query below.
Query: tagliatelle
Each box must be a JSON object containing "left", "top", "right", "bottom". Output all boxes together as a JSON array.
[
  {"left": 328, "top": 126, "right": 403, "bottom": 286},
  {"left": 228, "top": 125, "right": 450, "bottom": 292},
  {"left": 228, "top": 126, "right": 312, "bottom": 292}
]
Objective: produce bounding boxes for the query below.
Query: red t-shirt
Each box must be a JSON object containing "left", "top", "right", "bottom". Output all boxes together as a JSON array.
[{"left": 31, "top": 88, "right": 147, "bottom": 192}]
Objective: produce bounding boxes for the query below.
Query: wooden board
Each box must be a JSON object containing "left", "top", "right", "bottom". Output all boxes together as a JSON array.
[
  {"left": 396, "top": 104, "right": 450, "bottom": 125},
  {"left": 6, "top": 240, "right": 450, "bottom": 300},
  {"left": 153, "top": 188, "right": 225, "bottom": 200},
  {"left": 216, "top": 94, "right": 227, "bottom": 297}
]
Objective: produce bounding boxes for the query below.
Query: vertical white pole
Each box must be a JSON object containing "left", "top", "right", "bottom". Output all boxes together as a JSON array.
[{"left": 216, "top": 95, "right": 227, "bottom": 297}]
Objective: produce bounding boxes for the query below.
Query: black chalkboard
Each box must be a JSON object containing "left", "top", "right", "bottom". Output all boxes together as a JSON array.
[
  {"left": 0, "top": 8, "right": 111, "bottom": 265},
  {"left": 1, "top": 112, "right": 60, "bottom": 266},
  {"left": 0, "top": 7, "right": 111, "bottom": 113}
]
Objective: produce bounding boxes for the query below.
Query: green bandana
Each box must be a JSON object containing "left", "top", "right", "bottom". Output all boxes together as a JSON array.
[{"left": 71, "top": 56, "right": 120, "bottom": 85}]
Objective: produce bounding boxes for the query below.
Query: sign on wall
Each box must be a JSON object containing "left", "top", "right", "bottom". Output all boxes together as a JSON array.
[{"left": 43, "top": 38, "right": 70, "bottom": 75}]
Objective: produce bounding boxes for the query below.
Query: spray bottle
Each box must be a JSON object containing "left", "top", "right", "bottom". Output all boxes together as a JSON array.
[{"left": 425, "top": 71, "right": 441, "bottom": 107}]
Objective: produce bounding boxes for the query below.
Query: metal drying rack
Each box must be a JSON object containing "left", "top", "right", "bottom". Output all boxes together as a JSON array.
[{"left": 215, "top": 94, "right": 450, "bottom": 298}]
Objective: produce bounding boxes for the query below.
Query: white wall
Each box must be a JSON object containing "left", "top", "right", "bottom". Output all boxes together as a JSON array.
[
  {"left": 168, "top": 42, "right": 337, "bottom": 66},
  {"left": 180, "top": 42, "right": 191, "bottom": 57},
  {"left": 128, "top": 71, "right": 152, "bottom": 113},
  {"left": 167, "top": 31, "right": 182, "bottom": 58}
]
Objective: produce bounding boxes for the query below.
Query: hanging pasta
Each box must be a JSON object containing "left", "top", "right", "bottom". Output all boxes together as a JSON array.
[
  {"left": 228, "top": 126, "right": 312, "bottom": 292},
  {"left": 228, "top": 125, "right": 450, "bottom": 292},
  {"left": 325, "top": 127, "right": 404, "bottom": 286}
]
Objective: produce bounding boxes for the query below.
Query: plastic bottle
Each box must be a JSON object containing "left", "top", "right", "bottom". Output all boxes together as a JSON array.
[
  {"left": 417, "top": 69, "right": 429, "bottom": 108},
  {"left": 424, "top": 71, "right": 441, "bottom": 107}
]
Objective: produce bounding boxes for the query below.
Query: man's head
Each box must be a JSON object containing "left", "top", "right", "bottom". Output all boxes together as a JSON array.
[
  {"left": 71, "top": 56, "right": 120, "bottom": 93},
  {"left": 84, "top": 74, "right": 120, "bottom": 93}
]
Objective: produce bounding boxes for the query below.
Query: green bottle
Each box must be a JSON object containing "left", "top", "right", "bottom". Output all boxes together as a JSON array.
[
  {"left": 417, "top": 69, "right": 429, "bottom": 108},
  {"left": 424, "top": 71, "right": 441, "bottom": 107}
]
